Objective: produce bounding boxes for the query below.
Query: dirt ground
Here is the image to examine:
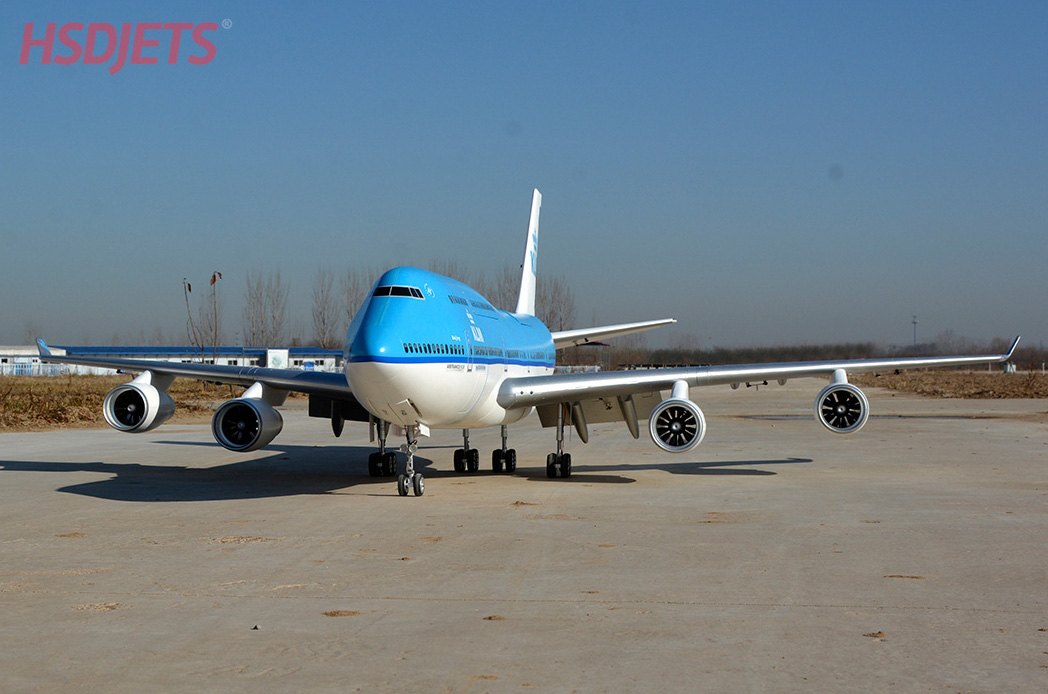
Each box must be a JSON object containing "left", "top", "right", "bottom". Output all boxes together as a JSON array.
[{"left": 1, "top": 370, "right": 1045, "bottom": 433}]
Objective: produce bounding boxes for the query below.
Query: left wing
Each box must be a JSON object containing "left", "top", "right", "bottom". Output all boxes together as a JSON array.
[
  {"left": 37, "top": 339, "right": 365, "bottom": 448},
  {"left": 37, "top": 339, "right": 353, "bottom": 397}
]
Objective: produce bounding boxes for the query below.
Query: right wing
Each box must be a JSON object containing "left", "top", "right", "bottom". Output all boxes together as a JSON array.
[
  {"left": 500, "top": 338, "right": 1020, "bottom": 409},
  {"left": 498, "top": 338, "right": 1021, "bottom": 442}
]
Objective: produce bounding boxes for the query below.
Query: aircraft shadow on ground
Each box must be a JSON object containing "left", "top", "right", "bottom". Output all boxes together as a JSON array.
[
  {"left": 0, "top": 442, "right": 812, "bottom": 502},
  {"left": 518, "top": 457, "right": 812, "bottom": 483}
]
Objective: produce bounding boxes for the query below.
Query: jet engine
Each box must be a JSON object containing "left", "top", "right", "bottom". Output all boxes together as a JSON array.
[
  {"left": 211, "top": 398, "right": 284, "bottom": 452},
  {"left": 815, "top": 383, "right": 870, "bottom": 434},
  {"left": 649, "top": 397, "right": 707, "bottom": 453},
  {"left": 103, "top": 379, "right": 175, "bottom": 433}
]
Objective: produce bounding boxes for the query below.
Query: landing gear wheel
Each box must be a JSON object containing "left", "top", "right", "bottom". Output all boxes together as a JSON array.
[
  {"left": 467, "top": 449, "right": 480, "bottom": 473},
  {"left": 491, "top": 450, "right": 504, "bottom": 473},
  {"left": 383, "top": 452, "right": 397, "bottom": 476},
  {"left": 412, "top": 474, "right": 425, "bottom": 496},
  {"left": 546, "top": 453, "right": 571, "bottom": 478},
  {"left": 397, "top": 474, "right": 410, "bottom": 497},
  {"left": 453, "top": 449, "right": 466, "bottom": 473},
  {"left": 368, "top": 453, "right": 381, "bottom": 477},
  {"left": 505, "top": 449, "right": 517, "bottom": 474},
  {"left": 546, "top": 453, "right": 559, "bottom": 479}
]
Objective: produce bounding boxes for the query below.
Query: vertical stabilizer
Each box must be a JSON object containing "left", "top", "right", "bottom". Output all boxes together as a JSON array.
[{"left": 514, "top": 189, "right": 542, "bottom": 316}]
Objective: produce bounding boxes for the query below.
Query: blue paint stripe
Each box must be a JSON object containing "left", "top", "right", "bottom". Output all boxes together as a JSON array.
[{"left": 349, "top": 355, "right": 554, "bottom": 368}]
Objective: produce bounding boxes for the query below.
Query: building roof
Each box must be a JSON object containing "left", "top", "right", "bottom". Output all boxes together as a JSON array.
[{"left": 51, "top": 346, "right": 342, "bottom": 357}]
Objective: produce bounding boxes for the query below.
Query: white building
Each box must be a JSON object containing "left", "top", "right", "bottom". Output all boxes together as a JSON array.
[{"left": 0, "top": 346, "right": 343, "bottom": 376}]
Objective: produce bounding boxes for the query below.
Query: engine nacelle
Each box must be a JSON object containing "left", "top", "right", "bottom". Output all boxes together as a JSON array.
[
  {"left": 815, "top": 383, "right": 870, "bottom": 434},
  {"left": 212, "top": 398, "right": 284, "bottom": 452},
  {"left": 103, "top": 382, "right": 176, "bottom": 433},
  {"left": 649, "top": 398, "right": 706, "bottom": 453}
]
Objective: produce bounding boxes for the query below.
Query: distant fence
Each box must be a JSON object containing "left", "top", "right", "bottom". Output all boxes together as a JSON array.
[{"left": 0, "top": 363, "right": 67, "bottom": 376}]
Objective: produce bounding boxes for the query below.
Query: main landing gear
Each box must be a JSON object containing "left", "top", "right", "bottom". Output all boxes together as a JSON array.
[
  {"left": 397, "top": 426, "right": 424, "bottom": 497},
  {"left": 492, "top": 425, "right": 517, "bottom": 473},
  {"left": 454, "top": 427, "right": 516, "bottom": 474},
  {"left": 453, "top": 429, "right": 480, "bottom": 473},
  {"left": 546, "top": 403, "right": 571, "bottom": 478},
  {"left": 367, "top": 419, "right": 397, "bottom": 477}
]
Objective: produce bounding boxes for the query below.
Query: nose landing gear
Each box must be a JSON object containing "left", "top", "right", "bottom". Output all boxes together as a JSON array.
[{"left": 397, "top": 427, "right": 424, "bottom": 497}]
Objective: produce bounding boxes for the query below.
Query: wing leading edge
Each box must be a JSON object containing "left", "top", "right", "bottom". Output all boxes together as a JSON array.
[
  {"left": 499, "top": 337, "right": 1021, "bottom": 410},
  {"left": 36, "top": 339, "right": 355, "bottom": 398}
]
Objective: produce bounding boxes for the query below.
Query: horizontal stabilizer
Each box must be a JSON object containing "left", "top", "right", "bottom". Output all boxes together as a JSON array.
[{"left": 552, "top": 319, "right": 676, "bottom": 350}]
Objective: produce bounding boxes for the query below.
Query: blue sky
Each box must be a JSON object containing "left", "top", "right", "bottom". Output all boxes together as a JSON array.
[{"left": 1, "top": 0, "right": 1045, "bottom": 349}]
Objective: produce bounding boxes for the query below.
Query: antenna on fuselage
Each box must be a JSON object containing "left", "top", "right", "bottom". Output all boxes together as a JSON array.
[{"left": 514, "top": 189, "right": 542, "bottom": 316}]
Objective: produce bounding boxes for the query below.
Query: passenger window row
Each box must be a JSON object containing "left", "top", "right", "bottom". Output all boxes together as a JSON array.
[{"left": 403, "top": 342, "right": 465, "bottom": 356}]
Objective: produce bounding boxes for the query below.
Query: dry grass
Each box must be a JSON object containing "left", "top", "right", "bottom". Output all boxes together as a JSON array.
[
  {"left": 0, "top": 375, "right": 239, "bottom": 432},
  {"left": 851, "top": 370, "right": 1048, "bottom": 399}
]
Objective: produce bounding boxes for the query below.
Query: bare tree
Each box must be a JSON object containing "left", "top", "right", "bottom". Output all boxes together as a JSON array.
[
  {"left": 537, "top": 273, "right": 576, "bottom": 332},
  {"left": 609, "top": 332, "right": 649, "bottom": 369},
  {"left": 340, "top": 268, "right": 365, "bottom": 334},
  {"left": 340, "top": 266, "right": 385, "bottom": 332},
  {"left": 488, "top": 265, "right": 520, "bottom": 312},
  {"left": 429, "top": 260, "right": 476, "bottom": 288},
  {"left": 312, "top": 267, "right": 339, "bottom": 348},
  {"left": 264, "top": 270, "right": 289, "bottom": 346},
  {"left": 22, "top": 320, "right": 43, "bottom": 345},
  {"left": 243, "top": 268, "right": 289, "bottom": 346},
  {"left": 242, "top": 271, "right": 264, "bottom": 346}
]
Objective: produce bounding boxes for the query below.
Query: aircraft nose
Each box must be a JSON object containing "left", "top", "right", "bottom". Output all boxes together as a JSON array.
[{"left": 349, "top": 316, "right": 394, "bottom": 362}]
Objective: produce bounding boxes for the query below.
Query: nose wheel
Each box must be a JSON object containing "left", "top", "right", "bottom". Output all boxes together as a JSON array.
[{"left": 397, "top": 430, "right": 424, "bottom": 496}]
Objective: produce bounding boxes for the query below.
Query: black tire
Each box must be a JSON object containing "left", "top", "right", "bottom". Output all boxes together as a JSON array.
[
  {"left": 467, "top": 449, "right": 480, "bottom": 473},
  {"left": 560, "top": 453, "right": 572, "bottom": 478},
  {"left": 453, "top": 449, "right": 466, "bottom": 473},
  {"left": 506, "top": 449, "right": 517, "bottom": 474},
  {"left": 546, "top": 453, "right": 558, "bottom": 479},
  {"left": 491, "top": 450, "right": 504, "bottom": 473},
  {"left": 383, "top": 452, "right": 397, "bottom": 477},
  {"left": 413, "top": 474, "right": 425, "bottom": 496},
  {"left": 397, "top": 475, "right": 410, "bottom": 496}
]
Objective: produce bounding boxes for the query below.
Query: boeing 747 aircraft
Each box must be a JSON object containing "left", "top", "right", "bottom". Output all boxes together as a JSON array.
[{"left": 38, "top": 190, "right": 1019, "bottom": 496}]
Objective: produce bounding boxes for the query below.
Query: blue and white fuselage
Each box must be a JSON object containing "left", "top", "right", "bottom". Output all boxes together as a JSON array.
[{"left": 345, "top": 267, "right": 555, "bottom": 431}]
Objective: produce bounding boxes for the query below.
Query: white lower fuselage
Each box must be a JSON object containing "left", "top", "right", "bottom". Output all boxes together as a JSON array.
[{"left": 347, "top": 360, "right": 551, "bottom": 430}]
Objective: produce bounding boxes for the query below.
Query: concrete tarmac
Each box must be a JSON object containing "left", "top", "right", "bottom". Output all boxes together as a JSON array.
[{"left": 1, "top": 382, "right": 1045, "bottom": 693}]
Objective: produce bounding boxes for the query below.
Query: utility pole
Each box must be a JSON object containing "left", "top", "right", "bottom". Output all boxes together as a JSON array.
[{"left": 912, "top": 315, "right": 918, "bottom": 347}]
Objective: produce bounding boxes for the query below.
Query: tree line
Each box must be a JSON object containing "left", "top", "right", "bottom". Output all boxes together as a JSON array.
[{"left": 180, "top": 263, "right": 578, "bottom": 353}]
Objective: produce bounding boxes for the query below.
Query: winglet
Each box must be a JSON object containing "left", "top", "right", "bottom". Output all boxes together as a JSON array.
[
  {"left": 1001, "top": 336, "right": 1021, "bottom": 361},
  {"left": 514, "top": 189, "right": 542, "bottom": 316},
  {"left": 36, "top": 338, "right": 52, "bottom": 358}
]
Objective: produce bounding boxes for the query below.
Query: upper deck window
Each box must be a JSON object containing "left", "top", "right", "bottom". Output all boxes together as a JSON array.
[{"left": 373, "top": 285, "right": 424, "bottom": 299}]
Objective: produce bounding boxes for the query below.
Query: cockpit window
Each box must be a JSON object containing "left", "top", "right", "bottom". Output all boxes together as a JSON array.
[{"left": 373, "top": 285, "right": 424, "bottom": 299}]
